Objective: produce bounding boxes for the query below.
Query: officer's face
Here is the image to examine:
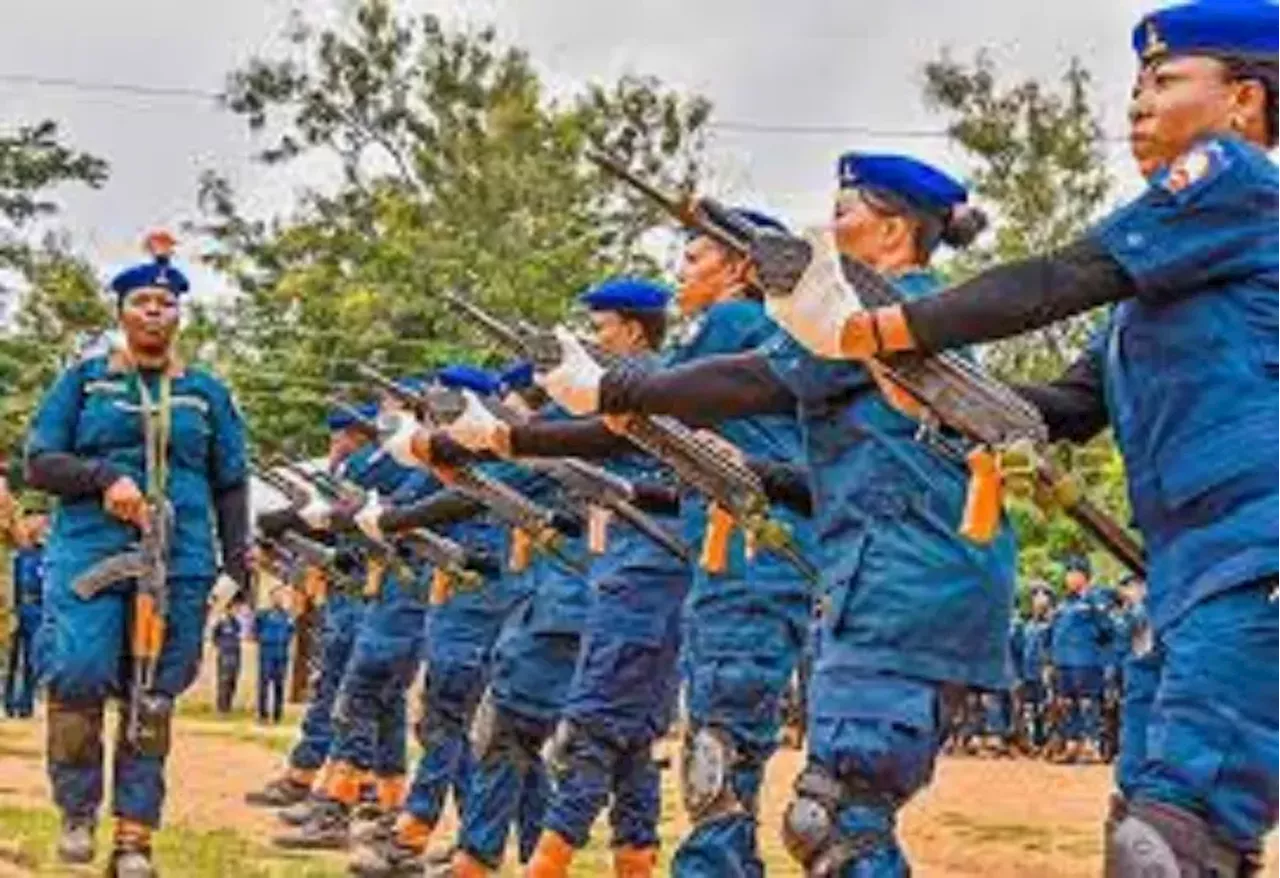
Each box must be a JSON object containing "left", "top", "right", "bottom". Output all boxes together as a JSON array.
[
  {"left": 1064, "top": 569, "right": 1089, "bottom": 593},
  {"left": 119, "top": 287, "right": 180, "bottom": 357},
  {"left": 328, "top": 428, "right": 363, "bottom": 467},
  {"left": 1032, "top": 592, "right": 1051, "bottom": 615},
  {"left": 590, "top": 311, "right": 644, "bottom": 356},
  {"left": 832, "top": 189, "right": 918, "bottom": 268},
  {"left": 677, "top": 236, "right": 747, "bottom": 316},
  {"left": 1128, "top": 55, "right": 1264, "bottom": 177}
]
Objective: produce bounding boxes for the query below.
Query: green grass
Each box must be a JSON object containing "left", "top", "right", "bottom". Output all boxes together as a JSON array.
[{"left": 0, "top": 804, "right": 346, "bottom": 877}]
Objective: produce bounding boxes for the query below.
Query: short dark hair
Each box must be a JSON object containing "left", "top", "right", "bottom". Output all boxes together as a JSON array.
[{"left": 616, "top": 308, "right": 668, "bottom": 350}]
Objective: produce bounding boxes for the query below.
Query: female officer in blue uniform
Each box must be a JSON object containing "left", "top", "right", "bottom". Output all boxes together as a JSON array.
[
  {"left": 25, "top": 232, "right": 249, "bottom": 878},
  {"left": 443, "top": 278, "right": 689, "bottom": 878},
  {"left": 774, "top": 3, "right": 1278, "bottom": 872},
  {"left": 538, "top": 153, "right": 1015, "bottom": 876}
]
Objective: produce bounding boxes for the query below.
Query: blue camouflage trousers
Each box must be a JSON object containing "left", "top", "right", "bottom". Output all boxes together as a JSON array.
[
  {"left": 458, "top": 697, "right": 557, "bottom": 867},
  {"left": 458, "top": 611, "right": 583, "bottom": 868},
  {"left": 214, "top": 650, "right": 240, "bottom": 714},
  {"left": 672, "top": 584, "right": 810, "bottom": 878},
  {"left": 403, "top": 658, "right": 486, "bottom": 827},
  {"left": 1055, "top": 665, "right": 1105, "bottom": 745},
  {"left": 806, "top": 667, "right": 958, "bottom": 878},
  {"left": 4, "top": 607, "right": 41, "bottom": 717},
  {"left": 288, "top": 599, "right": 362, "bottom": 772},
  {"left": 41, "top": 574, "right": 212, "bottom": 827},
  {"left": 1117, "top": 580, "right": 1278, "bottom": 852},
  {"left": 330, "top": 597, "right": 424, "bottom": 781}
]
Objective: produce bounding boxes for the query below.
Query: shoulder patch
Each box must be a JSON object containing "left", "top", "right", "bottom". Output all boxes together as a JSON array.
[{"left": 1160, "top": 141, "right": 1225, "bottom": 194}]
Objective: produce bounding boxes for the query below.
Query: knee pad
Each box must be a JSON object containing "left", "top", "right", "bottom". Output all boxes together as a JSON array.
[
  {"left": 332, "top": 690, "right": 357, "bottom": 738},
  {"left": 416, "top": 705, "right": 464, "bottom": 751},
  {"left": 1105, "top": 796, "right": 1258, "bottom": 878},
  {"left": 468, "top": 690, "right": 531, "bottom": 767},
  {"left": 782, "top": 764, "right": 897, "bottom": 877},
  {"left": 542, "top": 719, "right": 579, "bottom": 782},
  {"left": 118, "top": 694, "right": 174, "bottom": 759},
  {"left": 47, "top": 701, "right": 105, "bottom": 766},
  {"left": 680, "top": 726, "right": 745, "bottom": 825}
]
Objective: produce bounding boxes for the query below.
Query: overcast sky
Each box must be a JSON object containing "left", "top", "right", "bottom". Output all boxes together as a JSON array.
[{"left": 0, "top": 0, "right": 1162, "bottom": 304}]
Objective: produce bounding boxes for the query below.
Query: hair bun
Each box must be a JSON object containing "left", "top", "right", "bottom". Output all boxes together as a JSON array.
[{"left": 941, "top": 204, "right": 988, "bottom": 249}]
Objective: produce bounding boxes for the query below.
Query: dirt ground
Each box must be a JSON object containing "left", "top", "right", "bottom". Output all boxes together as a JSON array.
[{"left": 1, "top": 652, "right": 1275, "bottom": 876}]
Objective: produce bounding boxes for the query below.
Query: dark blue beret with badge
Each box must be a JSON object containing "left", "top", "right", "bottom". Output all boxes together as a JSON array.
[
  {"left": 837, "top": 153, "right": 969, "bottom": 215},
  {"left": 578, "top": 277, "right": 672, "bottom": 313},
  {"left": 438, "top": 364, "right": 500, "bottom": 396},
  {"left": 109, "top": 231, "right": 190, "bottom": 303},
  {"left": 1133, "top": 0, "right": 1278, "bottom": 64}
]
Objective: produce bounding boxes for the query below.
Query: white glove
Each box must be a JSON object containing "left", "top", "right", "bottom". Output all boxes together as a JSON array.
[
  {"left": 354, "top": 490, "right": 386, "bottom": 543},
  {"left": 207, "top": 573, "right": 241, "bottom": 611},
  {"left": 298, "top": 495, "right": 333, "bottom": 531},
  {"left": 446, "top": 390, "right": 507, "bottom": 453},
  {"left": 536, "top": 326, "right": 605, "bottom": 415},
  {"left": 764, "top": 226, "right": 864, "bottom": 359},
  {"left": 380, "top": 410, "right": 427, "bottom": 470}
]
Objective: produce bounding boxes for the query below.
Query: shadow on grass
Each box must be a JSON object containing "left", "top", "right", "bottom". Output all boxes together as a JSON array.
[
  {"left": 935, "top": 809, "right": 1098, "bottom": 855},
  {"left": 0, "top": 803, "right": 346, "bottom": 877}
]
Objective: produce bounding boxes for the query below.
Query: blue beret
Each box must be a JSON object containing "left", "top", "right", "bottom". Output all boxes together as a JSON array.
[
  {"left": 1134, "top": 1, "right": 1278, "bottom": 63},
  {"left": 837, "top": 153, "right": 968, "bottom": 215},
  {"left": 498, "top": 361, "right": 535, "bottom": 392},
  {"left": 578, "top": 277, "right": 672, "bottom": 313},
  {"left": 109, "top": 231, "right": 190, "bottom": 300},
  {"left": 437, "top": 365, "right": 500, "bottom": 396},
  {"left": 728, "top": 207, "right": 789, "bottom": 235},
  {"left": 327, "top": 401, "right": 377, "bottom": 431},
  {"left": 1062, "top": 553, "right": 1093, "bottom": 576}
]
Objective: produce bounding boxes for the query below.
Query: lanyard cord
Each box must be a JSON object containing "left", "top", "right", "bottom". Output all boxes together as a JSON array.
[{"left": 134, "top": 371, "right": 172, "bottom": 501}]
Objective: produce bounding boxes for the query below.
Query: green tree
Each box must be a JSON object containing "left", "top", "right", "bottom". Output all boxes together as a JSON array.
[
  {"left": 923, "top": 51, "right": 1112, "bottom": 381},
  {"left": 0, "top": 122, "right": 109, "bottom": 455},
  {"left": 195, "top": 0, "right": 711, "bottom": 455},
  {"left": 921, "top": 52, "right": 1132, "bottom": 587}
]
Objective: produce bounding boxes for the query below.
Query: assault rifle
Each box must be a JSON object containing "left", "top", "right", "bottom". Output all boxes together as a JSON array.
[
  {"left": 442, "top": 292, "right": 818, "bottom": 583},
  {"left": 71, "top": 500, "right": 174, "bottom": 747},
  {"left": 589, "top": 151, "right": 1145, "bottom": 577},
  {"left": 358, "top": 365, "right": 691, "bottom": 564},
  {"left": 323, "top": 401, "right": 586, "bottom": 575}
]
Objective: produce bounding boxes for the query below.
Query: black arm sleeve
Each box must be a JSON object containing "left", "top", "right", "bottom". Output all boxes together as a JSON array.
[
  {"left": 507, "top": 419, "right": 637, "bottom": 460},
  {"left": 1014, "top": 352, "right": 1110, "bottom": 444},
  {"left": 380, "top": 490, "right": 486, "bottom": 533},
  {"left": 24, "top": 452, "right": 121, "bottom": 500},
  {"left": 215, "top": 481, "right": 251, "bottom": 591},
  {"left": 630, "top": 482, "right": 682, "bottom": 517},
  {"left": 745, "top": 459, "right": 813, "bottom": 517},
  {"left": 902, "top": 237, "right": 1135, "bottom": 354},
  {"left": 599, "top": 353, "right": 796, "bottom": 424}
]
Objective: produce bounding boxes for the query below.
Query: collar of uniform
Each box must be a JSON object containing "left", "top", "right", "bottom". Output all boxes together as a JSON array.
[{"left": 107, "top": 347, "right": 187, "bottom": 379}]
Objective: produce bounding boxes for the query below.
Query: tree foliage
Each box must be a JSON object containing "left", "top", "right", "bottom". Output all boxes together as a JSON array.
[
  {"left": 0, "top": 122, "right": 109, "bottom": 456},
  {"left": 194, "top": 0, "right": 712, "bottom": 455},
  {"left": 921, "top": 52, "right": 1132, "bottom": 587}
]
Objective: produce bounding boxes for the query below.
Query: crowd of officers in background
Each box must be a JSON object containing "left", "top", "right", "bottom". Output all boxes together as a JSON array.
[{"left": 945, "top": 557, "right": 1149, "bottom": 765}]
